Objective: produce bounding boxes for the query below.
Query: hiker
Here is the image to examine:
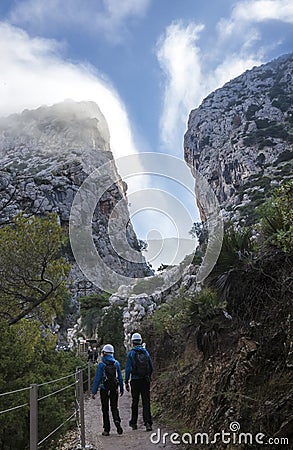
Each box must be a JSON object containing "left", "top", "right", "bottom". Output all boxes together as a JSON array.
[
  {"left": 91, "top": 344, "right": 124, "bottom": 436},
  {"left": 125, "top": 332, "right": 153, "bottom": 432},
  {"left": 93, "top": 347, "right": 99, "bottom": 363},
  {"left": 87, "top": 346, "right": 93, "bottom": 362}
]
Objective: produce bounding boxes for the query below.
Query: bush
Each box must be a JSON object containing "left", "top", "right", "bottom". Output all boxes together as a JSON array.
[
  {"left": 187, "top": 288, "right": 226, "bottom": 321},
  {"left": 259, "top": 179, "right": 293, "bottom": 253}
]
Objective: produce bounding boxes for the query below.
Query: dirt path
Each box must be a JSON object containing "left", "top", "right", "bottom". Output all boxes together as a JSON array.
[{"left": 84, "top": 390, "right": 182, "bottom": 450}]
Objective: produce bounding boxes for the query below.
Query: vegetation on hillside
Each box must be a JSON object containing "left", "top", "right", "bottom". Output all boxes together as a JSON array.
[
  {"left": 0, "top": 213, "right": 84, "bottom": 450},
  {"left": 78, "top": 293, "right": 125, "bottom": 363},
  {"left": 141, "top": 180, "right": 292, "bottom": 446}
]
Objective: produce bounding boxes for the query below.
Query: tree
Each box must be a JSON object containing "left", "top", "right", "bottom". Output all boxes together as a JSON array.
[
  {"left": 189, "top": 221, "right": 208, "bottom": 246},
  {"left": 79, "top": 292, "right": 110, "bottom": 338},
  {"left": 0, "top": 213, "right": 70, "bottom": 325}
]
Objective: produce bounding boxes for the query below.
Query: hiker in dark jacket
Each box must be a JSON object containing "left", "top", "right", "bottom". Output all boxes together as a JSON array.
[
  {"left": 92, "top": 344, "right": 124, "bottom": 436},
  {"left": 125, "top": 332, "right": 153, "bottom": 431}
]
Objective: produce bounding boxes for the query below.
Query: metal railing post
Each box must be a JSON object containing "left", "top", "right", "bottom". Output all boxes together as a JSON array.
[
  {"left": 30, "top": 384, "right": 38, "bottom": 450},
  {"left": 88, "top": 362, "right": 91, "bottom": 394},
  {"left": 78, "top": 370, "right": 86, "bottom": 448}
]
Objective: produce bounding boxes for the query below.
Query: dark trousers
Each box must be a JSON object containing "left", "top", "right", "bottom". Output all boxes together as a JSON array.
[
  {"left": 130, "top": 378, "right": 152, "bottom": 426},
  {"left": 100, "top": 388, "right": 121, "bottom": 432}
]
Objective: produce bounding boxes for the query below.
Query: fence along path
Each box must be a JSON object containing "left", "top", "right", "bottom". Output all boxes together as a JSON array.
[
  {"left": 1, "top": 364, "right": 180, "bottom": 450},
  {"left": 0, "top": 364, "right": 89, "bottom": 450}
]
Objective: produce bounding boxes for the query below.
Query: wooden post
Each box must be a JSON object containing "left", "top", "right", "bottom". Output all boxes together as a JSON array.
[
  {"left": 30, "top": 384, "right": 38, "bottom": 450},
  {"left": 88, "top": 361, "right": 91, "bottom": 395},
  {"left": 78, "top": 370, "right": 86, "bottom": 448}
]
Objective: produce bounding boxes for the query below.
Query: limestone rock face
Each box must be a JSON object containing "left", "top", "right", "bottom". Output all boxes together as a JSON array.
[
  {"left": 0, "top": 100, "right": 152, "bottom": 338},
  {"left": 184, "top": 53, "right": 293, "bottom": 224}
]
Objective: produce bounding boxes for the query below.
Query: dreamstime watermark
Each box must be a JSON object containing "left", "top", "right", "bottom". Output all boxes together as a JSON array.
[
  {"left": 150, "top": 422, "right": 289, "bottom": 446},
  {"left": 69, "top": 152, "right": 224, "bottom": 294}
]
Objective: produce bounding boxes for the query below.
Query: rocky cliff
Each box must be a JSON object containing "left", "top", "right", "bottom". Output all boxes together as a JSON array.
[
  {"left": 143, "top": 53, "right": 293, "bottom": 448},
  {"left": 184, "top": 53, "right": 293, "bottom": 225},
  {"left": 0, "top": 100, "right": 152, "bottom": 338}
]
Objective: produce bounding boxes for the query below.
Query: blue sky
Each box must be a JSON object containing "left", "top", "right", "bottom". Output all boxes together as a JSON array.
[{"left": 0, "top": 0, "right": 292, "bottom": 268}]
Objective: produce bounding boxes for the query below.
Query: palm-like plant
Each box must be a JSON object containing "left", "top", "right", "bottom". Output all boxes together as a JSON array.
[
  {"left": 259, "top": 180, "right": 293, "bottom": 254},
  {"left": 207, "top": 226, "right": 254, "bottom": 302}
]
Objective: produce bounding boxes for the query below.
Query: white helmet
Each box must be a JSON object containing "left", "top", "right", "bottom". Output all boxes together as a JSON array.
[
  {"left": 102, "top": 344, "right": 114, "bottom": 353},
  {"left": 131, "top": 332, "right": 142, "bottom": 343}
]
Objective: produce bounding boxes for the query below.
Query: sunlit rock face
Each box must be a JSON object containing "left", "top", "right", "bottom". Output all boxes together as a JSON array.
[{"left": 184, "top": 53, "right": 293, "bottom": 225}]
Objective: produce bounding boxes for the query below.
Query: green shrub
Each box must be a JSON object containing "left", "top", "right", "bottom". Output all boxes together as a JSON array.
[
  {"left": 187, "top": 288, "right": 226, "bottom": 321},
  {"left": 151, "top": 296, "right": 188, "bottom": 338},
  {"left": 259, "top": 179, "right": 293, "bottom": 253}
]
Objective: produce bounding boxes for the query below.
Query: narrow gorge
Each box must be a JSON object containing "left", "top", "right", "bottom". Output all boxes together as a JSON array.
[{"left": 0, "top": 52, "right": 292, "bottom": 450}]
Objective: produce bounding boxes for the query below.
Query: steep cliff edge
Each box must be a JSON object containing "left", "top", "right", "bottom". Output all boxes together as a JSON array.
[{"left": 184, "top": 53, "right": 293, "bottom": 224}]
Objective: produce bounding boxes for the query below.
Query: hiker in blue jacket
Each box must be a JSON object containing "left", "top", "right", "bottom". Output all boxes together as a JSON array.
[
  {"left": 125, "top": 332, "right": 153, "bottom": 432},
  {"left": 91, "top": 344, "right": 124, "bottom": 436}
]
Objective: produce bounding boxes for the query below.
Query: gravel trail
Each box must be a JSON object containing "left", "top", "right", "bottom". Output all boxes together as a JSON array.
[{"left": 84, "top": 390, "right": 181, "bottom": 450}]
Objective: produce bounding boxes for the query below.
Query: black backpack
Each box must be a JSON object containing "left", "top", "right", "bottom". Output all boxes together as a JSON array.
[
  {"left": 103, "top": 360, "right": 119, "bottom": 390},
  {"left": 133, "top": 349, "right": 150, "bottom": 377}
]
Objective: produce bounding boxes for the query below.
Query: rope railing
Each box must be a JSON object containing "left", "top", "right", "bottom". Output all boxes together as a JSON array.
[
  {"left": 38, "top": 372, "right": 76, "bottom": 387},
  {"left": 38, "top": 380, "right": 78, "bottom": 402},
  {"left": 0, "top": 401, "right": 29, "bottom": 415},
  {"left": 0, "top": 361, "right": 92, "bottom": 449},
  {"left": 37, "top": 410, "right": 77, "bottom": 447},
  {"left": 0, "top": 385, "right": 31, "bottom": 396},
  {"left": 30, "top": 369, "right": 86, "bottom": 450}
]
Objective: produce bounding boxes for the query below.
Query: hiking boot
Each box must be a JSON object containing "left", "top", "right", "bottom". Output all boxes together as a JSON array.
[
  {"left": 102, "top": 431, "right": 110, "bottom": 436},
  {"left": 129, "top": 421, "right": 137, "bottom": 430},
  {"left": 146, "top": 423, "right": 152, "bottom": 432},
  {"left": 115, "top": 421, "right": 123, "bottom": 435}
]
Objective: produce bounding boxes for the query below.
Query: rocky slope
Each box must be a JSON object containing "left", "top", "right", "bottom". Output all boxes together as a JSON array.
[
  {"left": 184, "top": 53, "right": 293, "bottom": 225},
  {"left": 0, "top": 100, "right": 151, "bottom": 338},
  {"left": 140, "top": 53, "right": 293, "bottom": 449}
]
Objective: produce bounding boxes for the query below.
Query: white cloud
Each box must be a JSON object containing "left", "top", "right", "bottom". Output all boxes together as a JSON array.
[
  {"left": 232, "top": 0, "right": 293, "bottom": 23},
  {"left": 9, "top": 0, "right": 151, "bottom": 42},
  {"left": 218, "top": 0, "right": 293, "bottom": 38},
  {"left": 157, "top": 1, "right": 292, "bottom": 154},
  {"left": 0, "top": 22, "right": 137, "bottom": 159},
  {"left": 156, "top": 20, "right": 261, "bottom": 153},
  {"left": 156, "top": 21, "right": 204, "bottom": 151}
]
